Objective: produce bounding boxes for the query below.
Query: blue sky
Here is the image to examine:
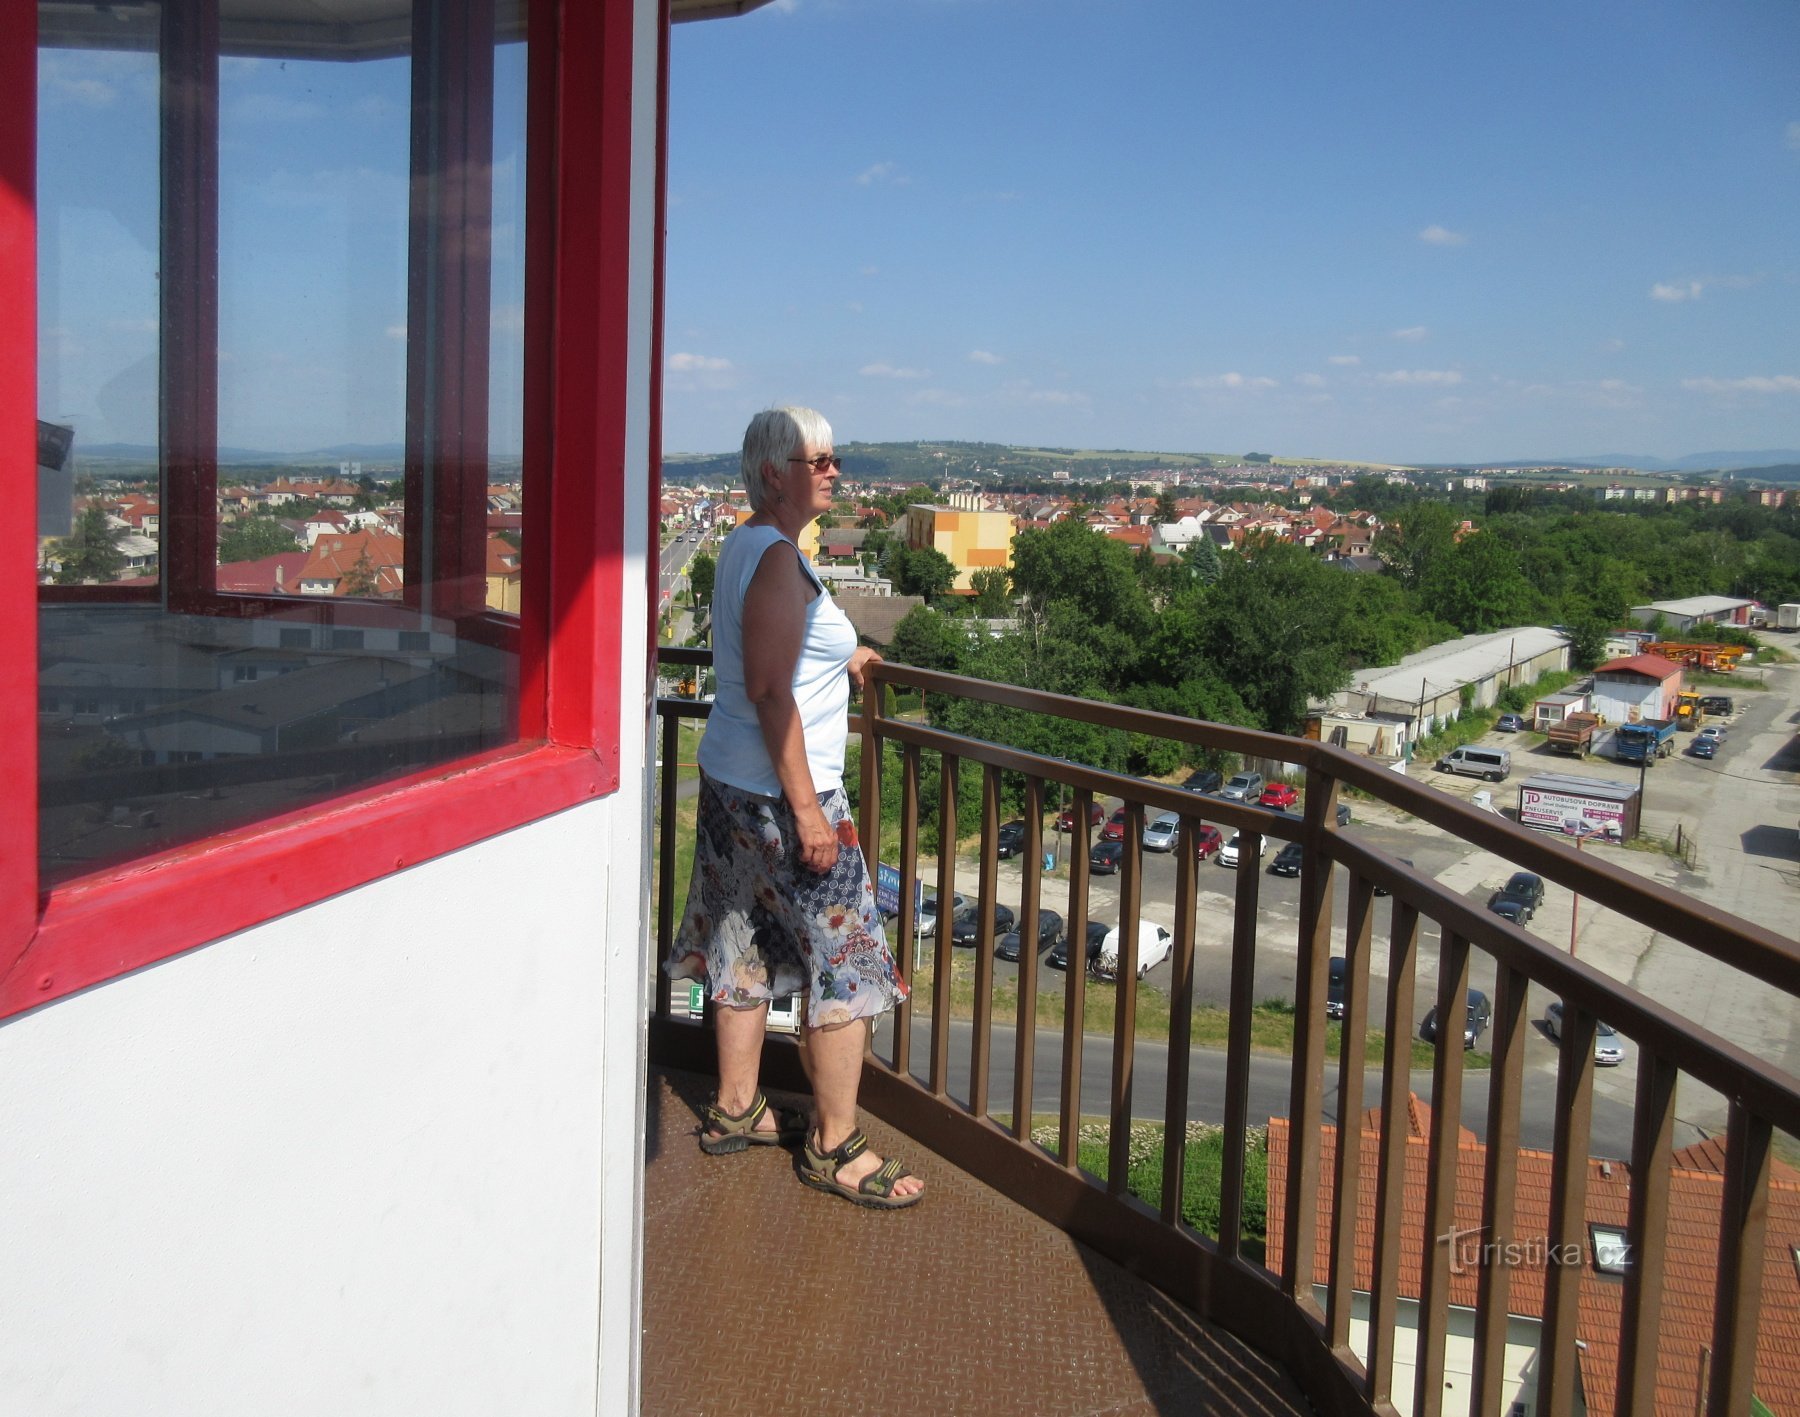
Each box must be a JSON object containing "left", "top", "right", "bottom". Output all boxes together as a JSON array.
[
  {"left": 34, "top": 1, "right": 1799, "bottom": 466},
  {"left": 665, "top": 0, "right": 1800, "bottom": 464}
]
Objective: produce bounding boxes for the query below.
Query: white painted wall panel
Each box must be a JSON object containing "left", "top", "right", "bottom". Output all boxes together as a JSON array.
[{"left": 0, "top": 794, "right": 644, "bottom": 1417}]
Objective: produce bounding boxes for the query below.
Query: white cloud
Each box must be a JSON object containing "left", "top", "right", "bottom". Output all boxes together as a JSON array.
[
  {"left": 908, "top": 388, "right": 971, "bottom": 408},
  {"left": 1181, "top": 372, "right": 1278, "bottom": 391},
  {"left": 855, "top": 162, "right": 908, "bottom": 187},
  {"left": 1327, "top": 354, "right": 1361, "bottom": 366},
  {"left": 1294, "top": 372, "right": 1327, "bottom": 388},
  {"left": 1391, "top": 326, "right": 1429, "bottom": 342},
  {"left": 1418, "top": 224, "right": 1467, "bottom": 247},
  {"left": 384, "top": 324, "right": 408, "bottom": 341},
  {"left": 1601, "top": 337, "right": 1626, "bottom": 353},
  {"left": 1020, "top": 388, "right": 1091, "bottom": 406},
  {"left": 1785, "top": 121, "right": 1800, "bottom": 152},
  {"left": 967, "top": 350, "right": 1004, "bottom": 365},
  {"left": 668, "top": 352, "right": 732, "bottom": 372},
  {"left": 1682, "top": 375, "right": 1800, "bottom": 395},
  {"left": 1652, "top": 280, "right": 1704, "bottom": 302},
  {"left": 1377, "top": 369, "right": 1464, "bottom": 386},
  {"left": 860, "top": 362, "right": 930, "bottom": 380}
]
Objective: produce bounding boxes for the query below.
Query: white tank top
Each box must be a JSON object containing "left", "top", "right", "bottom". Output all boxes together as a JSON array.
[{"left": 697, "top": 524, "right": 856, "bottom": 798}]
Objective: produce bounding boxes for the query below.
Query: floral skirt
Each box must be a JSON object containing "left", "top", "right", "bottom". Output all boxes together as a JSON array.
[{"left": 665, "top": 772, "right": 909, "bottom": 1029}]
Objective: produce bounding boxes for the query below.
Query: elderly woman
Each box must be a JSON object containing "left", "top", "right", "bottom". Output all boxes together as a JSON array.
[{"left": 666, "top": 407, "right": 923, "bottom": 1209}]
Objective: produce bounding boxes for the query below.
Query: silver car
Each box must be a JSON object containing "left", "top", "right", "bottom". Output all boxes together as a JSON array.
[
  {"left": 1142, "top": 811, "right": 1181, "bottom": 852},
  {"left": 1544, "top": 1001, "right": 1628, "bottom": 1065}
]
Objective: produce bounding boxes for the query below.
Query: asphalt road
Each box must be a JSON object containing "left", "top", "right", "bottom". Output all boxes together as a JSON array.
[{"left": 868, "top": 1015, "right": 1657, "bottom": 1159}]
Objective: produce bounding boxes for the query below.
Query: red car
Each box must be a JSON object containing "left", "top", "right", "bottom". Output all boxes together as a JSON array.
[
  {"left": 1055, "top": 802, "right": 1106, "bottom": 833},
  {"left": 1190, "top": 824, "right": 1223, "bottom": 859},
  {"left": 1100, "top": 806, "right": 1129, "bottom": 842},
  {"left": 1260, "top": 783, "right": 1299, "bottom": 810}
]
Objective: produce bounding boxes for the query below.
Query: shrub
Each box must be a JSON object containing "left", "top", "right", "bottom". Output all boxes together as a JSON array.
[{"left": 1051, "top": 1120, "right": 1269, "bottom": 1244}]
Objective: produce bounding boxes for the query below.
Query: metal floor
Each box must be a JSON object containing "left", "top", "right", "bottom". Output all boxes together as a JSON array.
[{"left": 642, "top": 1067, "right": 1314, "bottom": 1416}]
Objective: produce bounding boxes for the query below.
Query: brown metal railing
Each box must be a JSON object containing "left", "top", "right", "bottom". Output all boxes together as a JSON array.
[{"left": 650, "top": 653, "right": 1800, "bottom": 1417}]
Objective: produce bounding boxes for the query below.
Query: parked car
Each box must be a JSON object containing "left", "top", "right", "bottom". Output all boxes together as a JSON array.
[
  {"left": 1100, "top": 806, "right": 1129, "bottom": 842},
  {"left": 1142, "top": 811, "right": 1181, "bottom": 852},
  {"left": 1089, "top": 840, "right": 1125, "bottom": 875},
  {"left": 996, "top": 820, "right": 1028, "bottom": 859},
  {"left": 1260, "top": 782, "right": 1299, "bottom": 810},
  {"left": 1543, "top": 1001, "right": 1628, "bottom": 1065},
  {"left": 1487, "top": 871, "right": 1545, "bottom": 925},
  {"left": 1495, "top": 712, "right": 1528, "bottom": 732},
  {"left": 1046, "top": 920, "right": 1108, "bottom": 972},
  {"left": 1371, "top": 858, "right": 1412, "bottom": 898},
  {"left": 1334, "top": 801, "right": 1352, "bottom": 826},
  {"left": 1220, "top": 771, "right": 1265, "bottom": 802},
  {"left": 915, "top": 890, "right": 969, "bottom": 936},
  {"left": 995, "top": 909, "right": 1064, "bottom": 962},
  {"left": 1698, "top": 694, "right": 1733, "bottom": 716},
  {"left": 1421, "top": 989, "right": 1494, "bottom": 1049},
  {"left": 1181, "top": 768, "right": 1223, "bottom": 796},
  {"left": 1698, "top": 725, "right": 1727, "bottom": 743},
  {"left": 1690, "top": 737, "right": 1717, "bottom": 759},
  {"left": 1092, "top": 920, "right": 1174, "bottom": 981},
  {"left": 1218, "top": 832, "right": 1264, "bottom": 868},
  {"left": 1269, "top": 841, "right": 1304, "bottom": 877},
  {"left": 950, "top": 902, "right": 1015, "bottom": 946},
  {"left": 1190, "top": 823, "right": 1224, "bottom": 859},
  {"left": 1056, "top": 802, "right": 1106, "bottom": 832},
  {"left": 1325, "top": 956, "right": 1348, "bottom": 1018}
]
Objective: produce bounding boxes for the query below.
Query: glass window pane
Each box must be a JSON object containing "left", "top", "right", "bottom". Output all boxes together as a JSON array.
[{"left": 37, "top": 1, "right": 531, "bottom": 888}]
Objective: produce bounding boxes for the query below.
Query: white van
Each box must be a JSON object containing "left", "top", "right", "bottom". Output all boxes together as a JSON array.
[{"left": 1436, "top": 746, "right": 1511, "bottom": 782}]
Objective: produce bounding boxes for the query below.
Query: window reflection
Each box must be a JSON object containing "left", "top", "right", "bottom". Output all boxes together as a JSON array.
[{"left": 36, "top": 0, "right": 530, "bottom": 886}]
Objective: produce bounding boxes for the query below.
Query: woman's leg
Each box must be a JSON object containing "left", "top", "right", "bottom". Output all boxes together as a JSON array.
[
  {"left": 710, "top": 1001, "right": 780, "bottom": 1135},
  {"left": 806, "top": 1017, "right": 924, "bottom": 1199}
]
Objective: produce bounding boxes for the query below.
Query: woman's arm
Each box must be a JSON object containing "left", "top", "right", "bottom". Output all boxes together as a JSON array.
[{"left": 741, "top": 545, "right": 839, "bottom": 873}]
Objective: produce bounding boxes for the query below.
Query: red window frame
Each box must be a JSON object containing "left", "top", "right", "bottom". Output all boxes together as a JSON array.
[{"left": 1, "top": 0, "right": 657, "bottom": 1018}]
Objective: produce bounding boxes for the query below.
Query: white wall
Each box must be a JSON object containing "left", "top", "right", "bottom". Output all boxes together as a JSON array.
[{"left": 0, "top": 792, "right": 647, "bottom": 1417}]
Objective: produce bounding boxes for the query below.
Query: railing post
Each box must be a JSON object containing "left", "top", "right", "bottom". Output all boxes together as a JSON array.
[{"left": 1537, "top": 1000, "right": 1598, "bottom": 1417}]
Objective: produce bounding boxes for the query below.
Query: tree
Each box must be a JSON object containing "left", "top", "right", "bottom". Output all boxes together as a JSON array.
[
  {"left": 1155, "top": 489, "right": 1179, "bottom": 524},
  {"left": 1184, "top": 536, "right": 1222, "bottom": 586},
  {"left": 887, "top": 606, "right": 967, "bottom": 674},
  {"left": 340, "top": 549, "right": 379, "bottom": 597},
  {"left": 1418, "top": 530, "right": 1537, "bottom": 633},
  {"left": 969, "top": 567, "right": 1011, "bottom": 617},
  {"left": 51, "top": 505, "right": 126, "bottom": 584},
  {"left": 218, "top": 516, "right": 301, "bottom": 564},
  {"left": 1373, "top": 500, "right": 1459, "bottom": 591},
  {"left": 885, "top": 544, "right": 958, "bottom": 603},
  {"left": 688, "top": 551, "right": 716, "bottom": 609}
]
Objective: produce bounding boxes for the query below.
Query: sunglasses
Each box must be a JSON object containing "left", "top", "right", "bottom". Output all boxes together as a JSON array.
[{"left": 787, "top": 454, "right": 842, "bottom": 472}]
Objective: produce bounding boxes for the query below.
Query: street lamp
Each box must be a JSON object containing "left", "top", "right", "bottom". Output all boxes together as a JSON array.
[{"left": 1566, "top": 819, "right": 1610, "bottom": 959}]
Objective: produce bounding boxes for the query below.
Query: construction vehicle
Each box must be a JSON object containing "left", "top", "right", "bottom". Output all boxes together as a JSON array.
[
  {"left": 1614, "top": 717, "right": 1677, "bottom": 763},
  {"left": 1673, "top": 691, "right": 1706, "bottom": 732},
  {"left": 1645, "top": 641, "right": 1746, "bottom": 673},
  {"left": 1545, "top": 712, "right": 1600, "bottom": 758}
]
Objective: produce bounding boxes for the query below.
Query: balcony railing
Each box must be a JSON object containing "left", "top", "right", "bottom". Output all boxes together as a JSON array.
[{"left": 649, "top": 649, "right": 1798, "bottom": 1417}]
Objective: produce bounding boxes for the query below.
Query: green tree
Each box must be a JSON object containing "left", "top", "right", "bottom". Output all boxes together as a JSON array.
[
  {"left": 1184, "top": 536, "right": 1222, "bottom": 586},
  {"left": 887, "top": 606, "right": 968, "bottom": 673},
  {"left": 51, "top": 505, "right": 126, "bottom": 584},
  {"left": 688, "top": 551, "right": 716, "bottom": 608},
  {"left": 340, "top": 549, "right": 379, "bottom": 597},
  {"left": 1418, "top": 530, "right": 1537, "bottom": 633},
  {"left": 885, "top": 544, "right": 958, "bottom": 602},
  {"left": 969, "top": 567, "right": 1011, "bottom": 617},
  {"left": 1374, "top": 500, "right": 1459, "bottom": 591},
  {"left": 1010, "top": 518, "right": 1153, "bottom": 641},
  {"left": 1155, "top": 488, "right": 1179, "bottom": 524},
  {"left": 218, "top": 516, "right": 301, "bottom": 563}
]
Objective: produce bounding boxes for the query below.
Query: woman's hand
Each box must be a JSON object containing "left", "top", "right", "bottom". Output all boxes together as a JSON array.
[
  {"left": 848, "top": 646, "right": 882, "bottom": 694},
  {"left": 794, "top": 802, "right": 841, "bottom": 874}
]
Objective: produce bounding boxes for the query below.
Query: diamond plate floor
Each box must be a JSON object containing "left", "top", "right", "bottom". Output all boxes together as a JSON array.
[{"left": 643, "top": 1067, "right": 1315, "bottom": 1417}]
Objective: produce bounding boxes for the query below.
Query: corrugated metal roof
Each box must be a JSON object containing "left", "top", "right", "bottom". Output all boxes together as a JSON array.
[{"left": 1349, "top": 627, "right": 1569, "bottom": 702}]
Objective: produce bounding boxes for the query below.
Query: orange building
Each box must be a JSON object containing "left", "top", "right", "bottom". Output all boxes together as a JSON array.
[{"left": 902, "top": 501, "right": 1015, "bottom": 593}]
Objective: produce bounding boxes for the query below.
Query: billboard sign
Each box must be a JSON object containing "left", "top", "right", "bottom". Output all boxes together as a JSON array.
[{"left": 1517, "top": 784, "right": 1626, "bottom": 837}]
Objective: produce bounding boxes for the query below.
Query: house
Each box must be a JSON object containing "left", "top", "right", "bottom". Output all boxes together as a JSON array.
[
  {"left": 1590, "top": 654, "right": 1683, "bottom": 723},
  {"left": 295, "top": 528, "right": 405, "bottom": 597},
  {"left": 902, "top": 503, "right": 1016, "bottom": 593},
  {"left": 1267, "top": 1097, "right": 1800, "bottom": 1416},
  {"left": 1628, "top": 596, "right": 1759, "bottom": 633},
  {"left": 1329, "top": 628, "right": 1570, "bottom": 741}
]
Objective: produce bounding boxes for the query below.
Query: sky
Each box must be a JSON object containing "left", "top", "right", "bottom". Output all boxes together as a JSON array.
[
  {"left": 664, "top": 0, "right": 1800, "bottom": 465},
  {"left": 33, "top": 1, "right": 1799, "bottom": 467}
]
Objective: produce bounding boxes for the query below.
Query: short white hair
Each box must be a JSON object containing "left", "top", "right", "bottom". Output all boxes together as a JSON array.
[{"left": 740, "top": 406, "right": 832, "bottom": 512}]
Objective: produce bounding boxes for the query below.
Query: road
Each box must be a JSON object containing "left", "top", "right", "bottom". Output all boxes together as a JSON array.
[{"left": 868, "top": 1016, "right": 1658, "bottom": 1159}]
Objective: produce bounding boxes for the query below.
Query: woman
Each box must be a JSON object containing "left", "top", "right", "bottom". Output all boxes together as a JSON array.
[{"left": 666, "top": 406, "right": 923, "bottom": 1209}]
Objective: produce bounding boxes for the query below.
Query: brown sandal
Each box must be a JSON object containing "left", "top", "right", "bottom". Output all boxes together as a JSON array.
[
  {"left": 799, "top": 1128, "right": 923, "bottom": 1209},
  {"left": 698, "top": 1092, "right": 807, "bottom": 1155}
]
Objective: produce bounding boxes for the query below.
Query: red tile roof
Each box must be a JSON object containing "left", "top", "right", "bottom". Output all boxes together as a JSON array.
[
  {"left": 1596, "top": 654, "right": 1683, "bottom": 681},
  {"left": 1268, "top": 1103, "right": 1800, "bottom": 1415}
]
